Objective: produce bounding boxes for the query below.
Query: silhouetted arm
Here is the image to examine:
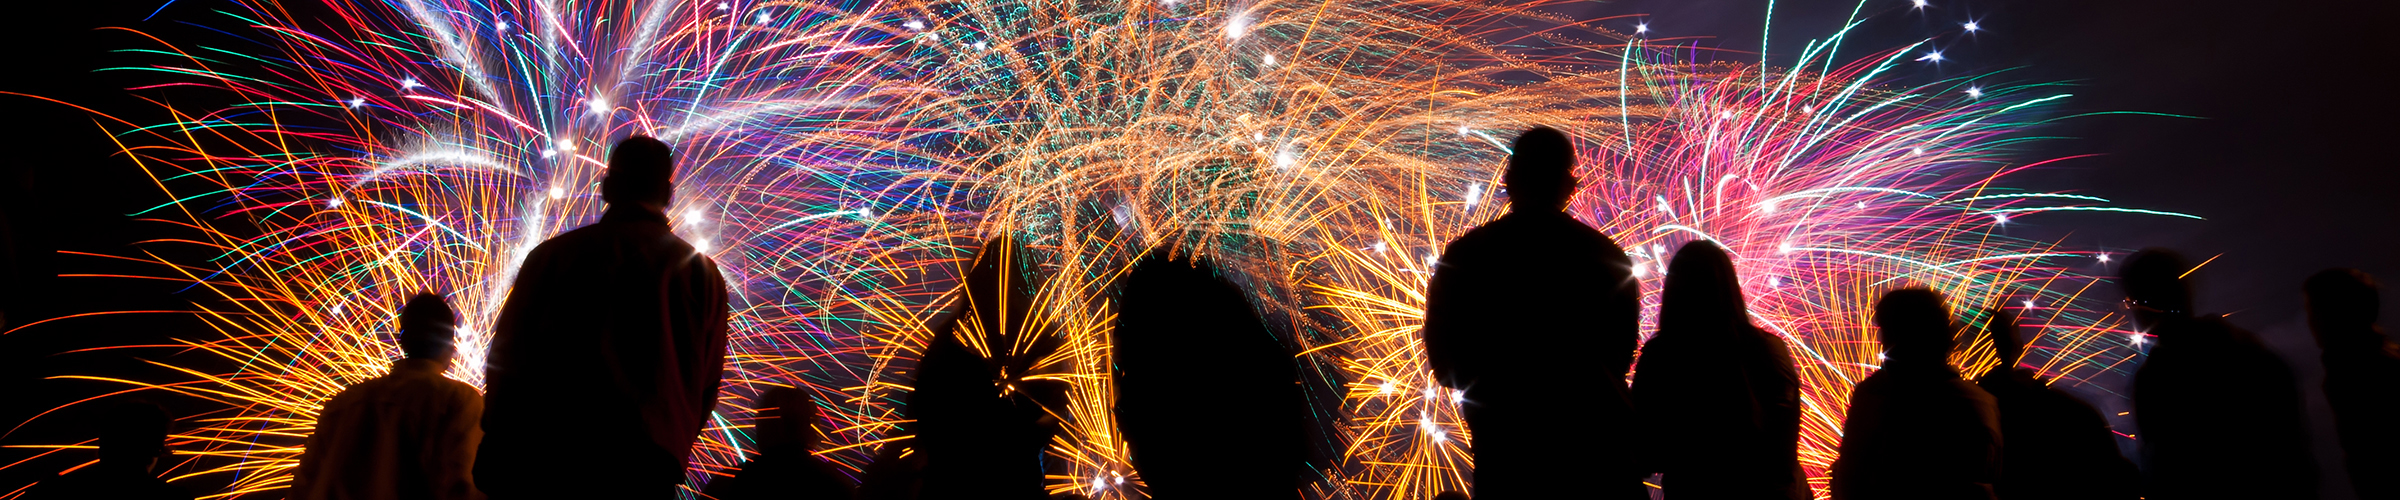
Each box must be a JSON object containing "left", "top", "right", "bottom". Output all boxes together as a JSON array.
[{"left": 1419, "top": 241, "right": 1476, "bottom": 388}]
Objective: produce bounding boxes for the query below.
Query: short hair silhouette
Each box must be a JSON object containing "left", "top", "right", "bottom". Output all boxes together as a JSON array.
[
  {"left": 1988, "top": 306, "right": 2028, "bottom": 367},
  {"left": 1503, "top": 127, "right": 1576, "bottom": 212},
  {"left": 2119, "top": 248, "right": 2193, "bottom": 316},
  {"left": 99, "top": 401, "right": 171, "bottom": 465},
  {"left": 753, "top": 386, "right": 822, "bottom": 454},
  {"left": 602, "top": 136, "right": 675, "bottom": 207},
  {"left": 2306, "top": 268, "right": 2380, "bottom": 331},
  {"left": 398, "top": 292, "right": 457, "bottom": 359},
  {"left": 1874, "top": 288, "right": 1953, "bottom": 361},
  {"left": 1658, "top": 240, "right": 1745, "bottom": 337}
]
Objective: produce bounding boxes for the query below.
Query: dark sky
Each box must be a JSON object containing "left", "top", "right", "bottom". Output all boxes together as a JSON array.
[{"left": 6, "top": 0, "right": 2398, "bottom": 496}]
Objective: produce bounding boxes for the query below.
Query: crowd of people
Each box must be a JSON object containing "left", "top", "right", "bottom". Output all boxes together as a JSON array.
[{"left": 41, "top": 130, "right": 2399, "bottom": 500}]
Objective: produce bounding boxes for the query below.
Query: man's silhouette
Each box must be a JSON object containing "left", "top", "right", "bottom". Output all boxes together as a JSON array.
[
  {"left": 29, "top": 402, "right": 192, "bottom": 499},
  {"left": 1830, "top": 289, "right": 2000, "bottom": 500},
  {"left": 1420, "top": 126, "right": 1642, "bottom": 499},
  {"left": 1113, "top": 252, "right": 1305, "bottom": 499},
  {"left": 702, "top": 386, "right": 854, "bottom": 500},
  {"left": 1972, "top": 306, "right": 2138, "bottom": 500},
  {"left": 294, "top": 293, "right": 486, "bottom": 500},
  {"left": 2121, "top": 249, "right": 2315, "bottom": 500},
  {"left": 476, "top": 136, "right": 732, "bottom": 499},
  {"left": 2304, "top": 269, "right": 2398, "bottom": 500},
  {"left": 1631, "top": 241, "right": 1805, "bottom": 500}
]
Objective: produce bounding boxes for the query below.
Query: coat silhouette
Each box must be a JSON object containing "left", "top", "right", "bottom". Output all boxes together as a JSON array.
[
  {"left": 295, "top": 293, "right": 485, "bottom": 500},
  {"left": 1112, "top": 252, "right": 1306, "bottom": 500},
  {"left": 2305, "top": 268, "right": 2398, "bottom": 500},
  {"left": 1631, "top": 241, "right": 1805, "bottom": 500},
  {"left": 1830, "top": 289, "right": 2001, "bottom": 500},
  {"left": 1420, "top": 127, "right": 1643, "bottom": 499},
  {"left": 476, "top": 136, "right": 732, "bottom": 499},
  {"left": 28, "top": 402, "right": 192, "bottom": 500},
  {"left": 2120, "top": 249, "right": 2315, "bottom": 500},
  {"left": 1972, "top": 307, "right": 2138, "bottom": 500},
  {"left": 702, "top": 386, "right": 854, "bottom": 500}
]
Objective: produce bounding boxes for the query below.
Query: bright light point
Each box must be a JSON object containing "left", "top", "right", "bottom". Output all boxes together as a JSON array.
[
  {"left": 548, "top": 186, "right": 565, "bottom": 199},
  {"left": 541, "top": 149, "right": 558, "bottom": 158},
  {"left": 1994, "top": 213, "right": 2010, "bottom": 224},
  {"left": 1450, "top": 390, "right": 1465, "bottom": 403},
  {"left": 1253, "top": 132, "right": 1265, "bottom": 141},
  {"left": 1115, "top": 476, "right": 1124, "bottom": 485},
  {"left": 2024, "top": 299, "right": 2038, "bottom": 308},
  {"left": 972, "top": 41, "right": 987, "bottom": 51},
  {"left": 904, "top": 19, "right": 925, "bottom": 30},
  {"left": 858, "top": 208, "right": 875, "bottom": 219},
  {"left": 687, "top": 209, "right": 706, "bottom": 220},
  {"left": 496, "top": 21, "right": 509, "bottom": 32},
  {"left": 1464, "top": 184, "right": 1482, "bottom": 205},
  {"left": 1778, "top": 242, "right": 1795, "bottom": 254},
  {"left": 719, "top": 2, "right": 730, "bottom": 10},
  {"left": 1635, "top": 23, "right": 1648, "bottom": 34},
  {"left": 1768, "top": 276, "right": 1783, "bottom": 288},
  {"left": 1432, "top": 430, "right": 1448, "bottom": 443},
  {"left": 347, "top": 98, "right": 365, "bottom": 108},
  {"left": 1371, "top": 241, "right": 1387, "bottom": 253},
  {"left": 1759, "top": 201, "right": 1777, "bottom": 213},
  {"left": 756, "top": 13, "right": 771, "bottom": 24},
  {"left": 1855, "top": 202, "right": 1867, "bottom": 209},
  {"left": 1918, "top": 51, "right": 1944, "bottom": 62},
  {"left": 1632, "top": 262, "right": 1649, "bottom": 278},
  {"left": 401, "top": 78, "right": 421, "bottom": 89},
  {"left": 1802, "top": 104, "right": 1815, "bottom": 114},
  {"left": 2131, "top": 334, "right": 2146, "bottom": 346},
  {"left": 327, "top": 197, "right": 344, "bottom": 208},
  {"left": 331, "top": 304, "right": 345, "bottom": 315},
  {"left": 1963, "top": 21, "right": 1981, "bottom": 32},
  {"left": 1092, "top": 477, "right": 1106, "bottom": 491},
  {"left": 1458, "top": 125, "right": 1472, "bottom": 136},
  {"left": 1226, "top": 16, "right": 1248, "bottom": 39},
  {"left": 1965, "top": 87, "right": 1983, "bottom": 98},
  {"left": 1262, "top": 54, "right": 1277, "bottom": 66},
  {"left": 1910, "top": 147, "right": 1925, "bottom": 155},
  {"left": 1912, "top": 0, "right": 1928, "bottom": 7},
  {"left": 557, "top": 140, "right": 576, "bottom": 152},
  {"left": 694, "top": 239, "right": 714, "bottom": 252},
  {"left": 1424, "top": 386, "right": 1439, "bottom": 400},
  {"left": 589, "top": 98, "right": 610, "bottom": 115},
  {"left": 1879, "top": 352, "right": 1890, "bottom": 361},
  {"left": 1379, "top": 382, "right": 1395, "bottom": 394},
  {"left": 2097, "top": 253, "right": 2112, "bottom": 263},
  {"left": 1426, "top": 254, "right": 1437, "bottom": 267}
]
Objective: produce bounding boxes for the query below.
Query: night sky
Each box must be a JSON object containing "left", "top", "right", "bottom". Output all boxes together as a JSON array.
[{"left": 5, "top": 0, "right": 2397, "bottom": 496}]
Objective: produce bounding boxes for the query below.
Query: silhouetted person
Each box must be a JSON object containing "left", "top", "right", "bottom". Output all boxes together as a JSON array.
[
  {"left": 889, "top": 237, "right": 1063, "bottom": 500},
  {"left": 2305, "top": 269, "right": 2398, "bottom": 500},
  {"left": 2122, "top": 249, "right": 2315, "bottom": 500},
  {"left": 1830, "top": 289, "right": 2000, "bottom": 500},
  {"left": 294, "top": 293, "right": 486, "bottom": 500},
  {"left": 703, "top": 386, "right": 854, "bottom": 500},
  {"left": 30, "top": 402, "right": 192, "bottom": 499},
  {"left": 1632, "top": 241, "right": 1805, "bottom": 500},
  {"left": 1113, "top": 252, "right": 1306, "bottom": 500},
  {"left": 476, "top": 136, "right": 732, "bottom": 499},
  {"left": 1420, "top": 126, "right": 1643, "bottom": 499},
  {"left": 1973, "top": 306, "right": 2138, "bottom": 500}
]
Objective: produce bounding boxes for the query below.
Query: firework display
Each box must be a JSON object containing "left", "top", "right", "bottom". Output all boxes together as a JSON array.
[{"left": 2, "top": 0, "right": 2191, "bottom": 499}]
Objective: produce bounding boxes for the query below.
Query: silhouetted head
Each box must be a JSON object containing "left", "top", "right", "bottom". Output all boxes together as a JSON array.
[
  {"left": 754, "top": 386, "right": 825, "bottom": 454},
  {"left": 601, "top": 136, "right": 675, "bottom": 210},
  {"left": 398, "top": 292, "right": 457, "bottom": 360},
  {"left": 1874, "top": 288, "right": 1955, "bottom": 362},
  {"left": 1658, "top": 240, "right": 1750, "bottom": 339},
  {"left": 907, "top": 335, "right": 999, "bottom": 450},
  {"left": 97, "top": 401, "right": 170, "bottom": 472},
  {"left": 1503, "top": 127, "right": 1577, "bottom": 213},
  {"left": 1985, "top": 306, "right": 2026, "bottom": 367},
  {"left": 2304, "top": 268, "right": 2382, "bottom": 347},
  {"left": 2119, "top": 248, "right": 2194, "bottom": 329}
]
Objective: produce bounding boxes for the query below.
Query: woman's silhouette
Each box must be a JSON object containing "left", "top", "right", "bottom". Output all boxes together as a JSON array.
[{"left": 1631, "top": 241, "right": 1806, "bottom": 500}]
